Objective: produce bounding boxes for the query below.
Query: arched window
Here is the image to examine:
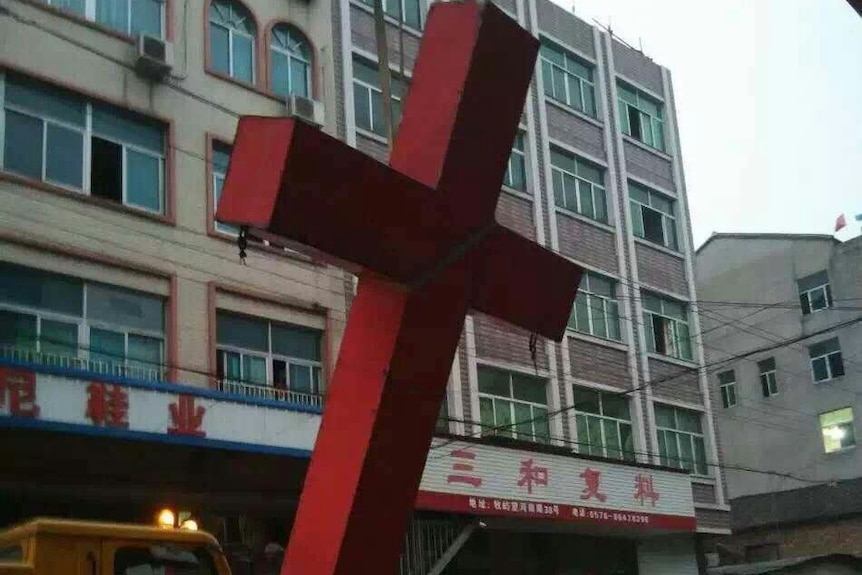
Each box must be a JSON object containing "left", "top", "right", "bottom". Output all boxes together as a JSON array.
[
  {"left": 209, "top": 0, "right": 256, "bottom": 84},
  {"left": 269, "top": 24, "right": 312, "bottom": 99}
]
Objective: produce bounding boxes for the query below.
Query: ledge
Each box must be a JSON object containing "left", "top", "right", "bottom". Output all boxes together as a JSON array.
[
  {"left": 567, "top": 330, "right": 628, "bottom": 353},
  {"left": 622, "top": 134, "right": 673, "bottom": 162},
  {"left": 500, "top": 185, "right": 534, "bottom": 202},
  {"left": 555, "top": 206, "right": 616, "bottom": 234},
  {"left": 634, "top": 236, "right": 685, "bottom": 260},
  {"left": 545, "top": 97, "right": 605, "bottom": 129},
  {"left": 647, "top": 352, "right": 700, "bottom": 370}
]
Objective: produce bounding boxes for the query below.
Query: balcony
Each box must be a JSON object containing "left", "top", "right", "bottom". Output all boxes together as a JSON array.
[
  {"left": 216, "top": 378, "right": 325, "bottom": 409},
  {"left": 0, "top": 345, "right": 165, "bottom": 383}
]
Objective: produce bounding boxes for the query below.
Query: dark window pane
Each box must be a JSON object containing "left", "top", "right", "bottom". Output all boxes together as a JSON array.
[
  {"left": 627, "top": 107, "right": 641, "bottom": 139},
  {"left": 4, "top": 111, "right": 43, "bottom": 180},
  {"left": 90, "top": 328, "right": 125, "bottom": 365},
  {"left": 95, "top": 0, "right": 129, "bottom": 33},
  {"left": 290, "top": 58, "right": 309, "bottom": 98},
  {"left": 404, "top": 0, "right": 421, "bottom": 28},
  {"left": 290, "top": 363, "right": 312, "bottom": 394},
  {"left": 132, "top": 0, "right": 163, "bottom": 37},
  {"left": 233, "top": 34, "right": 254, "bottom": 83},
  {"left": 216, "top": 312, "right": 268, "bottom": 352},
  {"left": 602, "top": 393, "right": 630, "bottom": 420},
  {"left": 479, "top": 397, "right": 494, "bottom": 434},
  {"left": 0, "top": 310, "right": 37, "bottom": 350},
  {"left": 478, "top": 367, "right": 511, "bottom": 397},
  {"left": 353, "top": 85, "right": 372, "bottom": 131},
  {"left": 127, "top": 150, "right": 161, "bottom": 211},
  {"left": 810, "top": 338, "right": 840, "bottom": 357},
  {"left": 210, "top": 24, "right": 230, "bottom": 75},
  {"left": 92, "top": 105, "right": 164, "bottom": 153},
  {"left": 90, "top": 137, "right": 123, "bottom": 204},
  {"left": 812, "top": 357, "right": 829, "bottom": 381},
  {"left": 271, "top": 324, "right": 321, "bottom": 361},
  {"left": 511, "top": 373, "right": 546, "bottom": 403},
  {"left": 494, "top": 400, "right": 513, "bottom": 438},
  {"left": 86, "top": 283, "right": 164, "bottom": 332},
  {"left": 0, "top": 263, "right": 83, "bottom": 316},
  {"left": 641, "top": 207, "right": 665, "bottom": 245},
  {"left": 41, "top": 319, "right": 78, "bottom": 356},
  {"left": 800, "top": 293, "right": 811, "bottom": 315},
  {"left": 272, "top": 359, "right": 287, "bottom": 389},
  {"left": 45, "top": 124, "right": 84, "bottom": 188},
  {"left": 6, "top": 74, "right": 85, "bottom": 126},
  {"left": 829, "top": 353, "right": 845, "bottom": 378},
  {"left": 513, "top": 402, "right": 533, "bottom": 439},
  {"left": 573, "top": 387, "right": 600, "bottom": 414},
  {"left": 652, "top": 316, "right": 667, "bottom": 354},
  {"left": 810, "top": 287, "right": 828, "bottom": 311}
]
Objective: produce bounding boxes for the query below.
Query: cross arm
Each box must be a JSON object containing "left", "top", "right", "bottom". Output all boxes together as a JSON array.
[{"left": 468, "top": 225, "right": 583, "bottom": 341}]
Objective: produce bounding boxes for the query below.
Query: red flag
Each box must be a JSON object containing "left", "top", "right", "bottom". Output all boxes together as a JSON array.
[{"left": 835, "top": 214, "right": 847, "bottom": 232}]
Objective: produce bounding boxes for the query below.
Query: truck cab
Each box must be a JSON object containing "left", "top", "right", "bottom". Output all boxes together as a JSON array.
[{"left": 0, "top": 518, "right": 231, "bottom": 574}]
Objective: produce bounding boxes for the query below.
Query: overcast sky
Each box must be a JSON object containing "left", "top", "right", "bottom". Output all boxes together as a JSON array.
[{"left": 551, "top": 0, "right": 862, "bottom": 247}]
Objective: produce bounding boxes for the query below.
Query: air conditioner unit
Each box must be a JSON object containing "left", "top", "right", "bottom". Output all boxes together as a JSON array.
[
  {"left": 135, "top": 34, "right": 174, "bottom": 80},
  {"left": 285, "top": 94, "right": 325, "bottom": 128}
]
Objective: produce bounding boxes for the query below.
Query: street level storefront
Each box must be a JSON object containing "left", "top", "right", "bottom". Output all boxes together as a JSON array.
[{"left": 412, "top": 438, "right": 701, "bottom": 575}]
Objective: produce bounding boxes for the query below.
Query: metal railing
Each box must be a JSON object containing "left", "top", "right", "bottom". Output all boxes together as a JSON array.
[
  {"left": 399, "top": 517, "right": 464, "bottom": 575},
  {"left": 216, "top": 378, "right": 325, "bottom": 408},
  {"left": 0, "top": 345, "right": 165, "bottom": 382}
]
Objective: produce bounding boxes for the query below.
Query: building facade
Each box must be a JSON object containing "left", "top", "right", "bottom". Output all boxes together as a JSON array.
[
  {"left": 696, "top": 233, "right": 862, "bottom": 563},
  {"left": 0, "top": 0, "right": 727, "bottom": 572}
]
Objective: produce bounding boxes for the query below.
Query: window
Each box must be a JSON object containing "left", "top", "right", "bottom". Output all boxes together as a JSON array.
[
  {"left": 540, "top": 40, "right": 596, "bottom": 117},
  {"left": 629, "top": 182, "right": 678, "bottom": 250},
  {"left": 618, "top": 82, "right": 665, "bottom": 151},
  {"left": 352, "top": 58, "right": 407, "bottom": 137},
  {"left": 550, "top": 148, "right": 608, "bottom": 223},
  {"left": 809, "top": 338, "right": 844, "bottom": 382},
  {"left": 114, "top": 545, "right": 218, "bottom": 575},
  {"left": 655, "top": 404, "right": 708, "bottom": 475},
  {"left": 359, "top": 0, "right": 424, "bottom": 29},
  {"left": 436, "top": 400, "right": 449, "bottom": 433},
  {"left": 478, "top": 366, "right": 549, "bottom": 443},
  {"left": 503, "top": 133, "right": 527, "bottom": 192},
  {"left": 39, "top": 0, "right": 164, "bottom": 38},
  {"left": 572, "top": 387, "right": 634, "bottom": 461},
  {"left": 759, "top": 357, "right": 778, "bottom": 397},
  {"left": 209, "top": 0, "right": 256, "bottom": 84},
  {"left": 1, "top": 72, "right": 166, "bottom": 213},
  {"left": 568, "top": 272, "right": 621, "bottom": 341},
  {"left": 0, "top": 262, "right": 165, "bottom": 380},
  {"left": 717, "top": 370, "right": 736, "bottom": 408},
  {"left": 211, "top": 142, "right": 235, "bottom": 235},
  {"left": 216, "top": 311, "right": 323, "bottom": 405},
  {"left": 820, "top": 407, "right": 855, "bottom": 453},
  {"left": 269, "top": 24, "right": 312, "bottom": 99},
  {"left": 798, "top": 271, "right": 832, "bottom": 315},
  {"left": 642, "top": 292, "right": 692, "bottom": 361}
]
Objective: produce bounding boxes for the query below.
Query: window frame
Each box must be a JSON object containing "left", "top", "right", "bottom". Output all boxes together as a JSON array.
[
  {"left": 39, "top": 0, "right": 166, "bottom": 39},
  {"left": 503, "top": 132, "right": 527, "bottom": 192},
  {"left": 568, "top": 272, "right": 621, "bottom": 341},
  {"left": 717, "top": 370, "right": 737, "bottom": 409},
  {"left": 799, "top": 282, "right": 833, "bottom": 315},
  {"left": 617, "top": 82, "right": 665, "bottom": 151},
  {"left": 572, "top": 386, "right": 635, "bottom": 461},
  {"left": 758, "top": 358, "right": 778, "bottom": 398},
  {"left": 268, "top": 24, "right": 313, "bottom": 99},
  {"left": 358, "top": 0, "right": 425, "bottom": 30},
  {"left": 352, "top": 58, "right": 406, "bottom": 138},
  {"left": 0, "top": 72, "right": 166, "bottom": 215},
  {"left": 215, "top": 312, "right": 324, "bottom": 402},
  {"left": 629, "top": 181, "right": 678, "bottom": 251},
  {"left": 209, "top": 0, "right": 257, "bottom": 84},
  {"left": 642, "top": 292, "right": 692, "bottom": 361},
  {"left": 655, "top": 404, "right": 709, "bottom": 476},
  {"left": 819, "top": 407, "right": 856, "bottom": 454},
  {"left": 550, "top": 148, "right": 608, "bottom": 223},
  {"left": 477, "top": 366, "right": 550, "bottom": 444},
  {"left": 0, "top": 268, "right": 166, "bottom": 381},
  {"left": 809, "top": 339, "right": 844, "bottom": 383},
  {"left": 539, "top": 40, "right": 597, "bottom": 117}
]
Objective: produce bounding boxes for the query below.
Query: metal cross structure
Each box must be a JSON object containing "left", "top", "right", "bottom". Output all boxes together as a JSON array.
[{"left": 216, "top": 2, "right": 584, "bottom": 574}]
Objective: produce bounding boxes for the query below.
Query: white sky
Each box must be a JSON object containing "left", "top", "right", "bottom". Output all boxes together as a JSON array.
[{"left": 549, "top": 0, "right": 862, "bottom": 247}]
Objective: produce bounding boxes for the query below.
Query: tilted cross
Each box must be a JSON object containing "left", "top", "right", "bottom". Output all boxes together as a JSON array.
[{"left": 217, "top": 2, "right": 583, "bottom": 574}]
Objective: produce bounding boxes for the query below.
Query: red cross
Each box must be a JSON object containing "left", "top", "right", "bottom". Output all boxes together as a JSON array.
[{"left": 217, "top": 3, "right": 582, "bottom": 574}]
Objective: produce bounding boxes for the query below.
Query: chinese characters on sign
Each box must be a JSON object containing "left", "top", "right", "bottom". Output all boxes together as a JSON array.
[
  {"left": 168, "top": 395, "right": 206, "bottom": 437},
  {"left": 517, "top": 458, "right": 549, "bottom": 494},
  {"left": 86, "top": 383, "right": 129, "bottom": 428},
  {"left": 447, "top": 449, "right": 483, "bottom": 487},
  {"left": 0, "top": 368, "right": 40, "bottom": 418},
  {"left": 634, "top": 474, "right": 660, "bottom": 507},
  {"left": 579, "top": 468, "right": 607, "bottom": 502}
]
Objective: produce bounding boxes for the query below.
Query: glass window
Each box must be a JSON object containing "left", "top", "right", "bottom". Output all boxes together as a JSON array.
[
  {"left": 717, "top": 370, "right": 736, "bottom": 408},
  {"left": 758, "top": 357, "right": 778, "bottom": 397},
  {"left": 617, "top": 82, "right": 665, "bottom": 151},
  {"left": 809, "top": 338, "right": 844, "bottom": 382},
  {"left": 211, "top": 142, "right": 236, "bottom": 235},
  {"left": 503, "top": 132, "right": 527, "bottom": 192},
  {"left": 209, "top": 0, "right": 257, "bottom": 83},
  {"left": 270, "top": 24, "right": 312, "bottom": 99},
  {"left": 540, "top": 40, "right": 597, "bottom": 117},
  {"left": 642, "top": 291, "right": 692, "bottom": 361},
  {"left": 360, "top": 0, "right": 424, "bottom": 29},
  {"left": 568, "top": 272, "right": 621, "bottom": 341},
  {"left": 550, "top": 148, "right": 608, "bottom": 223},
  {"left": 216, "top": 311, "right": 324, "bottom": 404},
  {"left": 629, "top": 181, "right": 678, "bottom": 250},
  {"left": 2, "top": 72, "right": 166, "bottom": 214},
  {"left": 573, "top": 387, "right": 634, "bottom": 461},
  {"left": 820, "top": 407, "right": 856, "bottom": 453},
  {"left": 40, "top": 0, "right": 165, "bottom": 38},
  {"left": 352, "top": 57, "right": 407, "bottom": 137},
  {"left": 655, "top": 404, "right": 708, "bottom": 475},
  {"left": 798, "top": 271, "right": 832, "bottom": 315},
  {"left": 478, "top": 366, "right": 548, "bottom": 443}
]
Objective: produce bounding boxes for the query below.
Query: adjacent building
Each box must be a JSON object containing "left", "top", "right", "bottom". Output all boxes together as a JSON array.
[
  {"left": 696, "top": 233, "right": 862, "bottom": 563},
  {"left": 0, "top": 0, "right": 728, "bottom": 571}
]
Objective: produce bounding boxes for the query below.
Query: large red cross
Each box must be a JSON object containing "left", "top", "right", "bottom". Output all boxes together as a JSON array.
[{"left": 217, "top": 2, "right": 583, "bottom": 574}]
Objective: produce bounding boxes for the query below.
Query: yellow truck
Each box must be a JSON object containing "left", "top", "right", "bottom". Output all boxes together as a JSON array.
[{"left": 0, "top": 518, "right": 232, "bottom": 574}]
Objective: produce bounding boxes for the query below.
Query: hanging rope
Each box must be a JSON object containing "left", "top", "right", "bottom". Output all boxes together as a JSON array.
[
  {"left": 237, "top": 225, "right": 249, "bottom": 266},
  {"left": 528, "top": 331, "right": 539, "bottom": 375}
]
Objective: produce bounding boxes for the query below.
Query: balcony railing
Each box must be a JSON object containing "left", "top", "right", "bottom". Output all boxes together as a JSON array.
[
  {"left": 216, "top": 379, "right": 325, "bottom": 409},
  {"left": 0, "top": 345, "right": 165, "bottom": 382}
]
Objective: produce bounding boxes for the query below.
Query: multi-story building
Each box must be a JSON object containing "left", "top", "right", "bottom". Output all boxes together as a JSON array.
[
  {"left": 0, "top": 0, "right": 727, "bottom": 571},
  {"left": 696, "top": 233, "right": 862, "bottom": 564}
]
